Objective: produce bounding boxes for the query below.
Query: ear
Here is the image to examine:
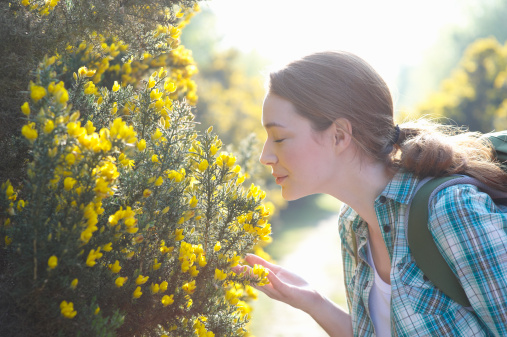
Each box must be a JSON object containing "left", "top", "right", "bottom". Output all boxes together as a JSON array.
[{"left": 332, "top": 118, "right": 353, "bottom": 149}]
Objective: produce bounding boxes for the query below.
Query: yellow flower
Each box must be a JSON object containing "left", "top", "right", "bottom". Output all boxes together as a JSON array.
[
  {"left": 152, "top": 258, "right": 161, "bottom": 270},
  {"left": 78, "top": 66, "right": 88, "bottom": 77},
  {"left": 154, "top": 176, "right": 163, "bottom": 186},
  {"left": 63, "top": 177, "right": 77, "bottom": 191},
  {"left": 55, "top": 86, "right": 69, "bottom": 104},
  {"left": 189, "top": 195, "right": 198, "bottom": 208},
  {"left": 150, "top": 283, "right": 160, "bottom": 294},
  {"left": 115, "top": 276, "right": 127, "bottom": 287},
  {"left": 84, "top": 120, "right": 96, "bottom": 135},
  {"left": 210, "top": 144, "right": 218, "bottom": 156},
  {"left": 160, "top": 281, "right": 168, "bottom": 292},
  {"left": 65, "top": 153, "right": 75, "bottom": 165},
  {"left": 150, "top": 88, "right": 163, "bottom": 101},
  {"left": 84, "top": 81, "right": 97, "bottom": 95},
  {"left": 148, "top": 77, "right": 156, "bottom": 89},
  {"left": 94, "top": 306, "right": 100, "bottom": 315},
  {"left": 143, "top": 189, "right": 152, "bottom": 198},
  {"left": 112, "top": 81, "right": 120, "bottom": 92},
  {"left": 21, "top": 102, "right": 30, "bottom": 116},
  {"left": 30, "top": 85, "right": 47, "bottom": 102},
  {"left": 102, "top": 242, "right": 113, "bottom": 252},
  {"left": 111, "top": 102, "right": 118, "bottom": 114},
  {"left": 214, "top": 241, "right": 221, "bottom": 252},
  {"left": 214, "top": 269, "right": 227, "bottom": 281},
  {"left": 80, "top": 228, "right": 94, "bottom": 244},
  {"left": 21, "top": 123, "right": 38, "bottom": 141},
  {"left": 60, "top": 301, "right": 77, "bottom": 319},
  {"left": 182, "top": 280, "right": 196, "bottom": 294},
  {"left": 161, "top": 294, "right": 174, "bottom": 307},
  {"left": 5, "top": 236, "right": 12, "bottom": 246},
  {"left": 108, "top": 260, "right": 121, "bottom": 273},
  {"left": 174, "top": 228, "right": 184, "bottom": 241},
  {"left": 197, "top": 254, "right": 207, "bottom": 267},
  {"left": 198, "top": 159, "right": 209, "bottom": 172},
  {"left": 86, "top": 248, "right": 103, "bottom": 267},
  {"left": 164, "top": 80, "right": 176, "bottom": 93},
  {"left": 190, "top": 265, "right": 199, "bottom": 277},
  {"left": 151, "top": 154, "right": 159, "bottom": 163},
  {"left": 43, "top": 120, "right": 55, "bottom": 134},
  {"left": 133, "top": 286, "right": 142, "bottom": 299},
  {"left": 135, "top": 275, "right": 149, "bottom": 285},
  {"left": 71, "top": 278, "right": 78, "bottom": 289},
  {"left": 48, "top": 255, "right": 58, "bottom": 269},
  {"left": 151, "top": 128, "right": 162, "bottom": 141},
  {"left": 252, "top": 264, "right": 270, "bottom": 286},
  {"left": 137, "top": 139, "right": 146, "bottom": 151}
]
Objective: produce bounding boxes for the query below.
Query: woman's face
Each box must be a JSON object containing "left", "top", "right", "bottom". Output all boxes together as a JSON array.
[{"left": 260, "top": 94, "right": 337, "bottom": 200}]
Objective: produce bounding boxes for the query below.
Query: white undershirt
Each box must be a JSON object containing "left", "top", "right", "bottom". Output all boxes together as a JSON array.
[{"left": 366, "top": 239, "right": 392, "bottom": 337}]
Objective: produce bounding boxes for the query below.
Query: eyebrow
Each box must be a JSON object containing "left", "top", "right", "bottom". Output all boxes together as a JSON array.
[{"left": 263, "top": 122, "right": 286, "bottom": 129}]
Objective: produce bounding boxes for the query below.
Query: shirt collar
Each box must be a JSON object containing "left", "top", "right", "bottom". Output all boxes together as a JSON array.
[
  {"left": 377, "top": 169, "right": 420, "bottom": 205},
  {"left": 339, "top": 170, "right": 420, "bottom": 222}
]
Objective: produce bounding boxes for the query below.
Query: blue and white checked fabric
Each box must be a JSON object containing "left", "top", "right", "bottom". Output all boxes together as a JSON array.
[{"left": 338, "top": 170, "right": 507, "bottom": 336}]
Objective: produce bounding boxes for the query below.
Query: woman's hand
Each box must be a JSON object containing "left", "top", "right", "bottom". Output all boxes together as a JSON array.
[
  {"left": 233, "top": 254, "right": 322, "bottom": 314},
  {"left": 233, "top": 254, "right": 353, "bottom": 337}
]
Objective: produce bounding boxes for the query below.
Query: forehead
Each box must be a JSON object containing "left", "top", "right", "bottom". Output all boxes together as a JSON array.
[{"left": 262, "top": 94, "right": 301, "bottom": 127}]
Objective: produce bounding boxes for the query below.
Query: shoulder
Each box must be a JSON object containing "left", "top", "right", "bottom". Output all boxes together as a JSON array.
[
  {"left": 430, "top": 183, "right": 502, "bottom": 217},
  {"left": 428, "top": 182, "right": 507, "bottom": 237}
]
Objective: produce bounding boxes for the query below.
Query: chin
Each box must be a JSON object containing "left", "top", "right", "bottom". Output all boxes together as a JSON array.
[{"left": 281, "top": 187, "right": 309, "bottom": 201}]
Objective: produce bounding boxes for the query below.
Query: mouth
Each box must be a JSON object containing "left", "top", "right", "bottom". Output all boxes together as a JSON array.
[{"left": 274, "top": 175, "right": 287, "bottom": 185}]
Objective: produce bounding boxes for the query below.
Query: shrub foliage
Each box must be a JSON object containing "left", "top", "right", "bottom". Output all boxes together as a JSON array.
[{"left": 0, "top": 1, "right": 272, "bottom": 336}]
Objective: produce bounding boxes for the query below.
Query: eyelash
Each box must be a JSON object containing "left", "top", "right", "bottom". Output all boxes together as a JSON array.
[{"left": 274, "top": 139, "right": 285, "bottom": 143}]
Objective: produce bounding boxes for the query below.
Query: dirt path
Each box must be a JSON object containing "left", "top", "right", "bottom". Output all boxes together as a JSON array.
[{"left": 251, "top": 214, "right": 347, "bottom": 337}]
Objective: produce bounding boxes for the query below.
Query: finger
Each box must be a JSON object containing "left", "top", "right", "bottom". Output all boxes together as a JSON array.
[
  {"left": 265, "top": 267, "right": 284, "bottom": 289},
  {"left": 231, "top": 264, "right": 251, "bottom": 275},
  {"left": 245, "top": 254, "right": 282, "bottom": 273},
  {"left": 253, "top": 268, "right": 290, "bottom": 301}
]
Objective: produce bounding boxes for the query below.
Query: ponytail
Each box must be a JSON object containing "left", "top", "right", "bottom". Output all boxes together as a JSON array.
[{"left": 392, "top": 120, "right": 507, "bottom": 192}]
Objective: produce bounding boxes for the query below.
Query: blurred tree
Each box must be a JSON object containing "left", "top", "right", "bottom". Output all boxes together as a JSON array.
[
  {"left": 400, "top": 37, "right": 507, "bottom": 133},
  {"left": 397, "top": 0, "right": 507, "bottom": 109}
]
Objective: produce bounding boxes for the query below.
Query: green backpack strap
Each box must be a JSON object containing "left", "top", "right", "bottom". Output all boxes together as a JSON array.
[
  {"left": 484, "top": 131, "right": 507, "bottom": 170},
  {"left": 408, "top": 176, "right": 471, "bottom": 308}
]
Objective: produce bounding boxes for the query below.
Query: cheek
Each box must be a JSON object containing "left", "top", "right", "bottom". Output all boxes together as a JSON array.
[{"left": 286, "top": 142, "right": 332, "bottom": 174}]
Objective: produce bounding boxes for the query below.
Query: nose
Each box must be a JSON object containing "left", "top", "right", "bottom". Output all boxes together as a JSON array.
[{"left": 259, "top": 141, "right": 277, "bottom": 166}]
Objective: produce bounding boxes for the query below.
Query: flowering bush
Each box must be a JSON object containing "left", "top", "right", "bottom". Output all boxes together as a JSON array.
[
  {"left": 401, "top": 37, "right": 507, "bottom": 133},
  {"left": 0, "top": 1, "right": 272, "bottom": 336}
]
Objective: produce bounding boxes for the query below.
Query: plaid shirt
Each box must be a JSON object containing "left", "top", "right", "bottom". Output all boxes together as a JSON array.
[{"left": 338, "top": 170, "right": 507, "bottom": 336}]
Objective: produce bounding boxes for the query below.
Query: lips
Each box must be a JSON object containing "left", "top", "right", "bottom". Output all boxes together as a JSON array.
[{"left": 273, "top": 174, "right": 287, "bottom": 185}]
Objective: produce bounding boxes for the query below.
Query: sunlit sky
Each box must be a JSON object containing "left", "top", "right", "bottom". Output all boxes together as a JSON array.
[{"left": 200, "top": 0, "right": 467, "bottom": 90}]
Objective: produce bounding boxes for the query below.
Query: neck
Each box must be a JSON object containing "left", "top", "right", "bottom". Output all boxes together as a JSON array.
[{"left": 327, "top": 158, "right": 395, "bottom": 224}]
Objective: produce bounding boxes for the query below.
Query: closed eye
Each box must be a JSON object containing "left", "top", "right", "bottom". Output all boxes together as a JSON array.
[{"left": 274, "top": 139, "right": 285, "bottom": 143}]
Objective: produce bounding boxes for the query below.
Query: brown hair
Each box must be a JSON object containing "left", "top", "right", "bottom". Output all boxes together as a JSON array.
[{"left": 268, "top": 51, "right": 507, "bottom": 191}]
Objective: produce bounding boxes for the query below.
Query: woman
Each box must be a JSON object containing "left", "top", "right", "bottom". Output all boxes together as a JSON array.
[{"left": 237, "top": 51, "right": 507, "bottom": 336}]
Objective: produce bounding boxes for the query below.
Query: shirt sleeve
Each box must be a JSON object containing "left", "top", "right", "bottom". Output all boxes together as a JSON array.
[{"left": 428, "top": 184, "right": 507, "bottom": 336}]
